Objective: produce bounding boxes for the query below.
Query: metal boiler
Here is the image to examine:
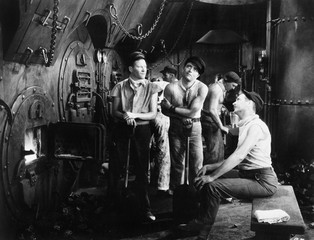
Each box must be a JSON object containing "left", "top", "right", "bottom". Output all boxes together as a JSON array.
[{"left": 271, "top": 0, "right": 314, "bottom": 169}]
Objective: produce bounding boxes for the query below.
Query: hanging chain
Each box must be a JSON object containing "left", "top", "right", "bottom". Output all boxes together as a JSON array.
[
  {"left": 46, "top": 0, "right": 59, "bottom": 67},
  {"left": 149, "top": 0, "right": 194, "bottom": 70},
  {"left": 110, "top": 0, "right": 166, "bottom": 41},
  {"left": 162, "top": 0, "right": 194, "bottom": 66}
]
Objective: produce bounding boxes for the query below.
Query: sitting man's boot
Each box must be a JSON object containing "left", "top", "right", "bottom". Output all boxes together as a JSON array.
[
  {"left": 178, "top": 219, "right": 212, "bottom": 239},
  {"left": 142, "top": 210, "right": 156, "bottom": 222},
  {"left": 197, "top": 224, "right": 212, "bottom": 240},
  {"left": 177, "top": 219, "right": 204, "bottom": 235}
]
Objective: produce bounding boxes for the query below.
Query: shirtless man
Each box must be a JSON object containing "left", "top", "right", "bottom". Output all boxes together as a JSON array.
[
  {"left": 202, "top": 71, "right": 241, "bottom": 165},
  {"left": 161, "top": 56, "right": 208, "bottom": 194},
  {"left": 160, "top": 65, "right": 179, "bottom": 84}
]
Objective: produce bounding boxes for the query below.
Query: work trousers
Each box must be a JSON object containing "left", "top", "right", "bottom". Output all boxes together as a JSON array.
[
  {"left": 202, "top": 120, "right": 224, "bottom": 165},
  {"left": 168, "top": 119, "right": 203, "bottom": 191},
  {"left": 112, "top": 122, "right": 152, "bottom": 212},
  {"left": 198, "top": 167, "right": 278, "bottom": 237},
  {"left": 151, "top": 111, "right": 171, "bottom": 191}
]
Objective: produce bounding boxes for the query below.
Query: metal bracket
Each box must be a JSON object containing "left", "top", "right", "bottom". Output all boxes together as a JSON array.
[
  {"left": 108, "top": 22, "right": 117, "bottom": 44},
  {"left": 22, "top": 47, "right": 33, "bottom": 67},
  {"left": 61, "top": 16, "right": 70, "bottom": 32},
  {"left": 84, "top": 11, "right": 92, "bottom": 26},
  {"left": 39, "top": 47, "right": 48, "bottom": 64},
  {"left": 33, "top": 9, "right": 70, "bottom": 32},
  {"left": 39, "top": 9, "right": 52, "bottom": 26},
  {"left": 137, "top": 24, "right": 143, "bottom": 36}
]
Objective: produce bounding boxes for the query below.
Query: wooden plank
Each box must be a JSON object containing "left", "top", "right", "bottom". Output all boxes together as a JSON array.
[{"left": 251, "top": 185, "right": 306, "bottom": 235}]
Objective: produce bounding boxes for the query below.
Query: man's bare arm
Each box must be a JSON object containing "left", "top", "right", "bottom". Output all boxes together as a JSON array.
[
  {"left": 194, "top": 125, "right": 263, "bottom": 189},
  {"left": 112, "top": 96, "right": 124, "bottom": 120},
  {"left": 210, "top": 124, "right": 262, "bottom": 179},
  {"left": 161, "top": 84, "right": 178, "bottom": 118},
  {"left": 207, "top": 84, "right": 228, "bottom": 133},
  {"left": 162, "top": 83, "right": 208, "bottom": 118}
]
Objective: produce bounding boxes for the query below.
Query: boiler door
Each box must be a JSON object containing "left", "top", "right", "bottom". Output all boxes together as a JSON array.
[{"left": 1, "top": 86, "right": 57, "bottom": 224}]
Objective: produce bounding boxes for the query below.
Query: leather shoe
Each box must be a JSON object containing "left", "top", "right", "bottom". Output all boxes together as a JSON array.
[
  {"left": 156, "top": 190, "right": 172, "bottom": 198},
  {"left": 142, "top": 211, "right": 156, "bottom": 222},
  {"left": 178, "top": 219, "right": 211, "bottom": 239},
  {"left": 177, "top": 219, "right": 204, "bottom": 234}
]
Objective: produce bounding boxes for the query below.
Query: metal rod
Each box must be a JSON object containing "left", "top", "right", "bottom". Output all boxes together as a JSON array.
[{"left": 265, "top": 0, "right": 271, "bottom": 124}]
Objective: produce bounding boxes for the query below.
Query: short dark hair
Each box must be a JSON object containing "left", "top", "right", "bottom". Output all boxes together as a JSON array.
[{"left": 160, "top": 66, "right": 177, "bottom": 75}]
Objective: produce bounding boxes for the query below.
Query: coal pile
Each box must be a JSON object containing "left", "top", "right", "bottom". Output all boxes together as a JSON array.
[
  {"left": 277, "top": 159, "right": 314, "bottom": 223},
  {"left": 17, "top": 191, "right": 112, "bottom": 240}
]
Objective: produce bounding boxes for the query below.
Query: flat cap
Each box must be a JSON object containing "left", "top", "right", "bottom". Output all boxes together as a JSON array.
[
  {"left": 242, "top": 89, "right": 264, "bottom": 113},
  {"left": 185, "top": 56, "right": 206, "bottom": 75},
  {"left": 128, "top": 51, "right": 146, "bottom": 66},
  {"left": 224, "top": 71, "right": 241, "bottom": 85}
]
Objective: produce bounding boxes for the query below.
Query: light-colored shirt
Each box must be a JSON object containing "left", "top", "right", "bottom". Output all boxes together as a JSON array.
[
  {"left": 111, "top": 78, "right": 160, "bottom": 114},
  {"left": 154, "top": 80, "right": 169, "bottom": 104},
  {"left": 237, "top": 114, "right": 272, "bottom": 170}
]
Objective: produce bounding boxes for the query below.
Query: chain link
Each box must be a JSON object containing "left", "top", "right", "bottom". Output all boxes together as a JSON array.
[
  {"left": 46, "top": 0, "right": 59, "bottom": 66},
  {"left": 162, "top": 1, "right": 194, "bottom": 66},
  {"left": 149, "top": 1, "right": 194, "bottom": 70},
  {"left": 110, "top": 0, "right": 166, "bottom": 41}
]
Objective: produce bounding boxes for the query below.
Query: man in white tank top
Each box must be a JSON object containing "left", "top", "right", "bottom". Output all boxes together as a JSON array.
[{"left": 179, "top": 90, "right": 278, "bottom": 240}]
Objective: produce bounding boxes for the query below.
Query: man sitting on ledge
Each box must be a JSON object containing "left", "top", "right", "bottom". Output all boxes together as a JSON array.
[{"left": 179, "top": 90, "right": 279, "bottom": 240}]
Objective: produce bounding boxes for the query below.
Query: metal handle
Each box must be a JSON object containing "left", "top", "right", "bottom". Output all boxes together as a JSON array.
[
  {"left": 124, "top": 138, "right": 131, "bottom": 188},
  {"left": 185, "top": 136, "right": 190, "bottom": 185}
]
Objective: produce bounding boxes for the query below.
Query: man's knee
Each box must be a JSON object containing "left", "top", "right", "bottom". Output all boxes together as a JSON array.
[{"left": 202, "top": 182, "right": 218, "bottom": 197}]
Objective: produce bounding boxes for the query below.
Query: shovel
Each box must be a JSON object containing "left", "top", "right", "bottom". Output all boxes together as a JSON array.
[{"left": 118, "top": 125, "right": 139, "bottom": 221}]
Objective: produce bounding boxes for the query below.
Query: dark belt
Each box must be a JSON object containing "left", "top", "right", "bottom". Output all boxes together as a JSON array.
[
  {"left": 192, "top": 118, "right": 201, "bottom": 122},
  {"left": 136, "top": 120, "right": 150, "bottom": 125},
  {"left": 170, "top": 117, "right": 200, "bottom": 122},
  {"left": 239, "top": 167, "right": 273, "bottom": 174},
  {"left": 238, "top": 167, "right": 274, "bottom": 181}
]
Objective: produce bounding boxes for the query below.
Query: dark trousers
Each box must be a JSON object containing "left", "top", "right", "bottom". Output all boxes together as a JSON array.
[
  {"left": 202, "top": 121, "right": 224, "bottom": 165},
  {"left": 198, "top": 168, "right": 278, "bottom": 238},
  {"left": 112, "top": 122, "right": 152, "bottom": 212}
]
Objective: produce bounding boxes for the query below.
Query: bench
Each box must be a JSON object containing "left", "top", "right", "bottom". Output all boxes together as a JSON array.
[{"left": 251, "top": 185, "right": 306, "bottom": 240}]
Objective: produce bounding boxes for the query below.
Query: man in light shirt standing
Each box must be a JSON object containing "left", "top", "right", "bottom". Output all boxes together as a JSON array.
[{"left": 111, "top": 51, "right": 160, "bottom": 222}]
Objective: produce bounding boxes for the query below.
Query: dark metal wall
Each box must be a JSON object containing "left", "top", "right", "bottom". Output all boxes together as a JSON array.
[
  {"left": 0, "top": 1, "right": 116, "bottom": 237},
  {"left": 271, "top": 0, "right": 314, "bottom": 169}
]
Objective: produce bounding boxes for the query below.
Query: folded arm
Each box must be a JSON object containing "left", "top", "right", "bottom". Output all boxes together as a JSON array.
[{"left": 161, "top": 83, "right": 208, "bottom": 118}]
